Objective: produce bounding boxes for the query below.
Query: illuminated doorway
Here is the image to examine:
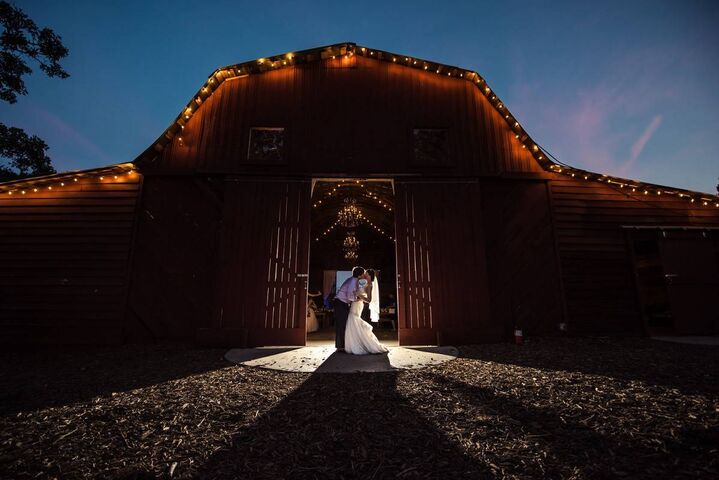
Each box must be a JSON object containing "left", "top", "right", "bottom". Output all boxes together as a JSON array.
[{"left": 306, "top": 179, "right": 398, "bottom": 347}]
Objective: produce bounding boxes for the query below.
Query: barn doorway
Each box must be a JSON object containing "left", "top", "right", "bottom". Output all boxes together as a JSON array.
[{"left": 307, "top": 179, "right": 399, "bottom": 347}]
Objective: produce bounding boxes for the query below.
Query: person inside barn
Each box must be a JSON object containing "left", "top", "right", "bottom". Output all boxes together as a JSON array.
[{"left": 306, "top": 292, "right": 320, "bottom": 333}]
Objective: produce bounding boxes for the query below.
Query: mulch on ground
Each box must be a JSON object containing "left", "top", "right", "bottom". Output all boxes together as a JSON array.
[{"left": 0, "top": 338, "right": 716, "bottom": 479}]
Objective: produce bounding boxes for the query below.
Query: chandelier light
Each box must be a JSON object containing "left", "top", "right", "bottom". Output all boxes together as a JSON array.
[
  {"left": 337, "top": 197, "right": 363, "bottom": 228},
  {"left": 343, "top": 231, "right": 359, "bottom": 250},
  {"left": 344, "top": 249, "right": 358, "bottom": 262}
]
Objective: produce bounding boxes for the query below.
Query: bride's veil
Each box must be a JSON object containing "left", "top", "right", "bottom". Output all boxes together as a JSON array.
[{"left": 370, "top": 277, "right": 380, "bottom": 322}]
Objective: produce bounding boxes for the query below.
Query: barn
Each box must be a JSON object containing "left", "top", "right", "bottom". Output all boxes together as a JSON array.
[{"left": 1, "top": 42, "right": 717, "bottom": 347}]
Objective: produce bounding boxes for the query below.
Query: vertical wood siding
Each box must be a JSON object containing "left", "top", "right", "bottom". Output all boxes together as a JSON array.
[
  {"left": 481, "top": 180, "right": 564, "bottom": 337},
  {"left": 549, "top": 176, "right": 719, "bottom": 334},
  {"left": 201, "top": 179, "right": 311, "bottom": 347},
  {"left": 395, "top": 180, "right": 494, "bottom": 345},
  {"left": 151, "top": 56, "right": 542, "bottom": 177},
  {"left": 0, "top": 175, "right": 141, "bottom": 344},
  {"left": 125, "top": 176, "right": 223, "bottom": 342}
]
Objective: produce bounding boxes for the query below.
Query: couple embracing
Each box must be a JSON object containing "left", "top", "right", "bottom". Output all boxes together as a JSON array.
[{"left": 333, "top": 267, "right": 389, "bottom": 355}]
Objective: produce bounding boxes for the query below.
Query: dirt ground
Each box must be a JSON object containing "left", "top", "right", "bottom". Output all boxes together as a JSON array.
[{"left": 0, "top": 337, "right": 716, "bottom": 479}]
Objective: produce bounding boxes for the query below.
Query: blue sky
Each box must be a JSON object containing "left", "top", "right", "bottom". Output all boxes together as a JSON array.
[{"left": 3, "top": 0, "right": 718, "bottom": 193}]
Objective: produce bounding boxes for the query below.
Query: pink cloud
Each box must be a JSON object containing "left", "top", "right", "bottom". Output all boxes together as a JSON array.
[
  {"left": 28, "top": 104, "right": 113, "bottom": 165},
  {"left": 622, "top": 114, "right": 662, "bottom": 173},
  {"left": 508, "top": 46, "right": 682, "bottom": 179}
]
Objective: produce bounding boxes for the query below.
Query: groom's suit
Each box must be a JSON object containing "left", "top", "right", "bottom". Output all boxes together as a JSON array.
[{"left": 334, "top": 276, "right": 359, "bottom": 349}]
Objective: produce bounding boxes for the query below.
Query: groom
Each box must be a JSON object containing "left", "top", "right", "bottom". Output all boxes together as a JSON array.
[{"left": 333, "top": 266, "right": 364, "bottom": 351}]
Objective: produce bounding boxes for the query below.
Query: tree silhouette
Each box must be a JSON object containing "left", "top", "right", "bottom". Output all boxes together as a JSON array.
[{"left": 0, "top": 1, "right": 69, "bottom": 181}]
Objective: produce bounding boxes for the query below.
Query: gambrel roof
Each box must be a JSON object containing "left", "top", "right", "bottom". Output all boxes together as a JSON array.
[
  {"left": 1, "top": 42, "right": 717, "bottom": 207},
  {"left": 131, "top": 41, "right": 719, "bottom": 207}
]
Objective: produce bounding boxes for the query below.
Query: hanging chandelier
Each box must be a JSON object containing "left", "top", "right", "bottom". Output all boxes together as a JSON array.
[
  {"left": 337, "top": 197, "right": 363, "bottom": 228},
  {"left": 343, "top": 230, "right": 359, "bottom": 262},
  {"left": 343, "top": 231, "right": 359, "bottom": 250}
]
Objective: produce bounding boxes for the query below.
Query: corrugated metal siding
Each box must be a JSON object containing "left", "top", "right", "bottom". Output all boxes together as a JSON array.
[
  {"left": 549, "top": 176, "right": 719, "bottom": 334},
  {"left": 0, "top": 175, "right": 141, "bottom": 344},
  {"left": 152, "top": 56, "right": 541, "bottom": 176}
]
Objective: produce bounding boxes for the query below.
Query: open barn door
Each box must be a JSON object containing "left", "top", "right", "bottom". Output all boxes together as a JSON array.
[
  {"left": 394, "top": 180, "right": 494, "bottom": 345},
  {"left": 198, "top": 179, "right": 311, "bottom": 347}
]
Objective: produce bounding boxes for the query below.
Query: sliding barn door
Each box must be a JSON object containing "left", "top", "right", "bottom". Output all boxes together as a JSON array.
[
  {"left": 394, "top": 180, "right": 494, "bottom": 345},
  {"left": 199, "top": 178, "right": 311, "bottom": 347},
  {"left": 395, "top": 182, "right": 436, "bottom": 345}
]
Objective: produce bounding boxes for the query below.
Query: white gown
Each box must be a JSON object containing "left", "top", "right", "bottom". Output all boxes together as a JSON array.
[
  {"left": 345, "top": 299, "right": 389, "bottom": 355},
  {"left": 306, "top": 306, "right": 319, "bottom": 333}
]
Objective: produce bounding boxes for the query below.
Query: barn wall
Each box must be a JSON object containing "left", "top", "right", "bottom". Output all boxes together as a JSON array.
[
  {"left": 0, "top": 174, "right": 141, "bottom": 345},
  {"left": 148, "top": 56, "right": 542, "bottom": 177},
  {"left": 203, "top": 178, "right": 311, "bottom": 347},
  {"left": 548, "top": 175, "right": 719, "bottom": 334},
  {"left": 126, "top": 175, "right": 312, "bottom": 347},
  {"left": 481, "top": 179, "right": 564, "bottom": 337},
  {"left": 124, "top": 175, "right": 223, "bottom": 343},
  {"left": 395, "top": 180, "right": 496, "bottom": 345}
]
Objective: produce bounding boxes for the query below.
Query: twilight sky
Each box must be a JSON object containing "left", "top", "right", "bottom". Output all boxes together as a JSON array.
[{"left": 3, "top": 0, "right": 718, "bottom": 193}]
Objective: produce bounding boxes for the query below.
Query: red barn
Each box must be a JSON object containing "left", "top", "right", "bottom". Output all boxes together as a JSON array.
[{"left": 1, "top": 43, "right": 717, "bottom": 346}]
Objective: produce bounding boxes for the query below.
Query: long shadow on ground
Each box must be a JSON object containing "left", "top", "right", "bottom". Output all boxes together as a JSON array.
[
  {"left": 0, "top": 345, "right": 229, "bottom": 416},
  {"left": 459, "top": 337, "right": 719, "bottom": 396},
  {"left": 194, "top": 372, "right": 490, "bottom": 479},
  {"left": 416, "top": 373, "right": 716, "bottom": 478}
]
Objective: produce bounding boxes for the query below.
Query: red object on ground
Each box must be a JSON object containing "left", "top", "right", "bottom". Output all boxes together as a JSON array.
[{"left": 514, "top": 329, "right": 523, "bottom": 345}]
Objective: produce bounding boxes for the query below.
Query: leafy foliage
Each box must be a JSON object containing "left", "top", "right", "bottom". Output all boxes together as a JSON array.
[
  {"left": 0, "top": 1, "right": 68, "bottom": 180},
  {"left": 0, "top": 0, "right": 69, "bottom": 103},
  {"left": 0, "top": 122, "right": 55, "bottom": 181}
]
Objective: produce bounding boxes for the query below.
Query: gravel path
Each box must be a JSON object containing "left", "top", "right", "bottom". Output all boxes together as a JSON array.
[{"left": 0, "top": 338, "right": 716, "bottom": 479}]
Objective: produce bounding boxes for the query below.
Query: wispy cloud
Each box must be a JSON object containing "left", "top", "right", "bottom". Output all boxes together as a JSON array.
[
  {"left": 29, "top": 104, "right": 113, "bottom": 167},
  {"left": 508, "top": 46, "right": 681, "bottom": 180},
  {"left": 623, "top": 114, "right": 662, "bottom": 173}
]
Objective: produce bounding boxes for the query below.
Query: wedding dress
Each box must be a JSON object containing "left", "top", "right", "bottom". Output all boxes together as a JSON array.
[
  {"left": 345, "top": 282, "right": 388, "bottom": 355},
  {"left": 306, "top": 304, "right": 319, "bottom": 333},
  {"left": 369, "top": 277, "right": 380, "bottom": 322}
]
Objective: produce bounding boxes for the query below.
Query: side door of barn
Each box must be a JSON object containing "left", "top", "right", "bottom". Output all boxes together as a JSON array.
[
  {"left": 198, "top": 178, "right": 311, "bottom": 347},
  {"left": 658, "top": 231, "right": 719, "bottom": 334},
  {"left": 394, "top": 180, "right": 495, "bottom": 345}
]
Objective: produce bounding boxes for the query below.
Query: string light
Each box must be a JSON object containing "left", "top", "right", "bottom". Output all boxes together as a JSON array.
[
  {"left": 119, "top": 42, "right": 715, "bottom": 210},
  {"left": 0, "top": 164, "right": 136, "bottom": 196}
]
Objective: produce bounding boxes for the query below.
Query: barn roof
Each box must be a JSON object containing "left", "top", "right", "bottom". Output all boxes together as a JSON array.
[
  {"left": 1, "top": 42, "right": 717, "bottom": 207},
  {"left": 0, "top": 163, "right": 135, "bottom": 195}
]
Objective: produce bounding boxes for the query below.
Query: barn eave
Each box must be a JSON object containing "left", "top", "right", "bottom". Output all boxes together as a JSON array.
[
  {"left": 130, "top": 42, "right": 718, "bottom": 208},
  {"left": 0, "top": 162, "right": 136, "bottom": 194}
]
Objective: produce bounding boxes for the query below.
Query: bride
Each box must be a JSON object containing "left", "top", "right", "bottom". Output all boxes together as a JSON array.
[{"left": 345, "top": 271, "right": 388, "bottom": 355}]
